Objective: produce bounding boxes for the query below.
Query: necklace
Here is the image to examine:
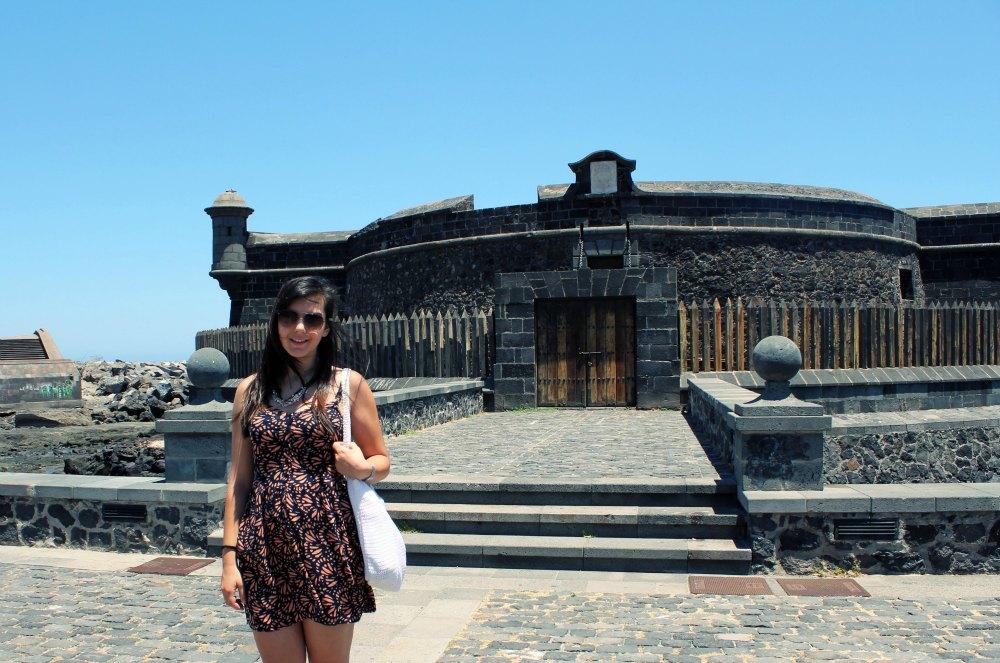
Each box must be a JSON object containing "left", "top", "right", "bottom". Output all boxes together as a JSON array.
[
  {"left": 271, "top": 370, "right": 315, "bottom": 408},
  {"left": 271, "top": 385, "right": 308, "bottom": 408}
]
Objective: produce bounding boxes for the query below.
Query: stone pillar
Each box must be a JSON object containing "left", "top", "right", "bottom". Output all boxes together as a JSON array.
[
  {"left": 727, "top": 336, "right": 831, "bottom": 491},
  {"left": 156, "top": 348, "right": 233, "bottom": 483}
]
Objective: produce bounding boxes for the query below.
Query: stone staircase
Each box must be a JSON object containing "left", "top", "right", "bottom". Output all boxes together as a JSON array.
[
  {"left": 383, "top": 476, "right": 750, "bottom": 574},
  {"left": 210, "top": 476, "right": 750, "bottom": 573}
]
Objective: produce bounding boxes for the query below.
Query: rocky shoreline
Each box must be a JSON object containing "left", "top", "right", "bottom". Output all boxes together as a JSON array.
[
  {"left": 80, "top": 359, "right": 190, "bottom": 424},
  {"left": 0, "top": 360, "right": 189, "bottom": 475}
]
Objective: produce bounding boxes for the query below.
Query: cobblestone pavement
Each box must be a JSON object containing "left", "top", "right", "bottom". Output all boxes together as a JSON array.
[
  {"left": 0, "top": 560, "right": 492, "bottom": 663},
  {"left": 0, "top": 565, "right": 258, "bottom": 662},
  {"left": 390, "top": 409, "right": 725, "bottom": 480},
  {"left": 3, "top": 551, "right": 1000, "bottom": 663},
  {"left": 440, "top": 590, "right": 1000, "bottom": 662}
]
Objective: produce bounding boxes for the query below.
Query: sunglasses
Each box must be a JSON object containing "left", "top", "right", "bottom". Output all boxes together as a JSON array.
[{"left": 276, "top": 310, "right": 327, "bottom": 330}]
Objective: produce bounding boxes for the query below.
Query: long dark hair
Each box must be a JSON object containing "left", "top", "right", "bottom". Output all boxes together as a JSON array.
[{"left": 237, "top": 276, "right": 351, "bottom": 438}]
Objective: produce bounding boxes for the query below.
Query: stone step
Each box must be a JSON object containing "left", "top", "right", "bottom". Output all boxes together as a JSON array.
[
  {"left": 403, "top": 532, "right": 752, "bottom": 574},
  {"left": 208, "top": 526, "right": 751, "bottom": 574},
  {"left": 377, "top": 475, "right": 737, "bottom": 507},
  {"left": 389, "top": 502, "right": 740, "bottom": 539}
]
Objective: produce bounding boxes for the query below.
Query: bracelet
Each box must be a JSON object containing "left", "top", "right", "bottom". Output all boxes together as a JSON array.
[
  {"left": 363, "top": 462, "right": 376, "bottom": 484},
  {"left": 221, "top": 544, "right": 237, "bottom": 553}
]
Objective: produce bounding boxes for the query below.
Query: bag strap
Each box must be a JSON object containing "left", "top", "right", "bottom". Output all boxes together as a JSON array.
[{"left": 340, "top": 367, "right": 352, "bottom": 444}]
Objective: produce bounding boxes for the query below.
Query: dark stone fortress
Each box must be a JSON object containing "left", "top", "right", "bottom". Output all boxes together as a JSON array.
[
  {"left": 207, "top": 150, "right": 998, "bottom": 409},
  {"left": 208, "top": 150, "right": 999, "bottom": 325}
]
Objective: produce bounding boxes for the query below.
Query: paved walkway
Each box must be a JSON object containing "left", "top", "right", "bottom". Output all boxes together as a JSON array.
[
  {"left": 2, "top": 547, "right": 998, "bottom": 662},
  {"left": 389, "top": 409, "right": 725, "bottom": 479},
  {"left": 3, "top": 411, "right": 997, "bottom": 661}
]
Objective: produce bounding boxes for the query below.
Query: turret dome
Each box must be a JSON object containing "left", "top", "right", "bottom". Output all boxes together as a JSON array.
[{"left": 210, "top": 189, "right": 250, "bottom": 208}]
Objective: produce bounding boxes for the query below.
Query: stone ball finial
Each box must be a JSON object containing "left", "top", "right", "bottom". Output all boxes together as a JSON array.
[
  {"left": 752, "top": 335, "right": 802, "bottom": 383},
  {"left": 186, "top": 348, "right": 230, "bottom": 389},
  {"left": 210, "top": 189, "right": 250, "bottom": 208}
]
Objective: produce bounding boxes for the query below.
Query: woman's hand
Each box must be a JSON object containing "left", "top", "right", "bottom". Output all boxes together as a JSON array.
[
  {"left": 333, "top": 440, "right": 371, "bottom": 479},
  {"left": 220, "top": 564, "right": 245, "bottom": 611}
]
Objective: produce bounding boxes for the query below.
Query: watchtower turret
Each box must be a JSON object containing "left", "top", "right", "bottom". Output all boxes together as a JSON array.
[{"left": 206, "top": 189, "right": 253, "bottom": 272}]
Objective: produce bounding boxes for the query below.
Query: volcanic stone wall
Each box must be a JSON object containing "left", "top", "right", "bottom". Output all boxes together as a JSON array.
[
  {"left": 345, "top": 234, "right": 564, "bottom": 317},
  {"left": 825, "top": 425, "right": 1000, "bottom": 484},
  {"left": 347, "top": 194, "right": 914, "bottom": 258},
  {"left": 0, "top": 497, "right": 222, "bottom": 555},
  {"left": 921, "top": 247, "right": 1000, "bottom": 301},
  {"left": 338, "top": 194, "right": 919, "bottom": 318},
  {"left": 914, "top": 207, "right": 1000, "bottom": 301},
  {"left": 246, "top": 236, "right": 351, "bottom": 269},
  {"left": 915, "top": 208, "right": 1000, "bottom": 246},
  {"left": 751, "top": 512, "right": 1000, "bottom": 575},
  {"left": 641, "top": 233, "right": 921, "bottom": 304},
  {"left": 226, "top": 271, "right": 349, "bottom": 325}
]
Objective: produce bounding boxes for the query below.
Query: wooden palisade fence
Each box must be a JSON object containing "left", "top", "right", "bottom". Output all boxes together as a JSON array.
[
  {"left": 679, "top": 299, "right": 1000, "bottom": 374},
  {"left": 339, "top": 308, "right": 493, "bottom": 379},
  {"left": 196, "top": 308, "right": 494, "bottom": 380}
]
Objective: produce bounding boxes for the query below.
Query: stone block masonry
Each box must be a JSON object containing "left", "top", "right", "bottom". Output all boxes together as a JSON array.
[
  {"left": 750, "top": 511, "right": 1000, "bottom": 575},
  {"left": 742, "top": 483, "right": 1000, "bottom": 574},
  {"left": 0, "top": 496, "right": 223, "bottom": 555},
  {"left": 492, "top": 266, "right": 679, "bottom": 410},
  {"left": 209, "top": 150, "right": 1000, "bottom": 328},
  {"left": 376, "top": 387, "right": 482, "bottom": 437},
  {"left": 825, "top": 406, "right": 1000, "bottom": 484}
]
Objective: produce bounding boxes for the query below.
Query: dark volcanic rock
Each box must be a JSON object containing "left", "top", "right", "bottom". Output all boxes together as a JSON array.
[
  {"left": 14, "top": 409, "right": 93, "bottom": 428},
  {"left": 65, "top": 436, "right": 165, "bottom": 477},
  {"left": 0, "top": 422, "right": 157, "bottom": 474},
  {"left": 78, "top": 360, "right": 190, "bottom": 424}
]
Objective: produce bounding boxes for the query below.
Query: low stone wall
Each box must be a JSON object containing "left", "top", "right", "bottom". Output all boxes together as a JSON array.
[
  {"left": 0, "top": 474, "right": 225, "bottom": 554},
  {"left": 219, "top": 377, "right": 485, "bottom": 438},
  {"left": 686, "top": 375, "right": 830, "bottom": 492},
  {"left": 0, "top": 496, "right": 222, "bottom": 555},
  {"left": 685, "top": 378, "right": 739, "bottom": 474},
  {"left": 742, "top": 483, "right": 1000, "bottom": 575},
  {"left": 825, "top": 407, "right": 1000, "bottom": 483},
  {"left": 378, "top": 386, "right": 483, "bottom": 437},
  {"left": 750, "top": 512, "right": 1000, "bottom": 575},
  {"left": 162, "top": 378, "right": 485, "bottom": 483},
  {"left": 685, "top": 365, "right": 1000, "bottom": 414}
]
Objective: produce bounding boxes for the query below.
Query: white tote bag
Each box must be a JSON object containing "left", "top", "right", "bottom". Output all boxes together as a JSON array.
[{"left": 339, "top": 368, "right": 406, "bottom": 592}]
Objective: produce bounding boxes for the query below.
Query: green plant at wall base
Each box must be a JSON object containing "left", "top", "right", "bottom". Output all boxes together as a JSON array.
[
  {"left": 398, "top": 524, "right": 421, "bottom": 534},
  {"left": 809, "top": 557, "right": 862, "bottom": 578}
]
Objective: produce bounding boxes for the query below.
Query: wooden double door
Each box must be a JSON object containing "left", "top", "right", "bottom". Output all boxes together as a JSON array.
[{"left": 535, "top": 297, "right": 636, "bottom": 407}]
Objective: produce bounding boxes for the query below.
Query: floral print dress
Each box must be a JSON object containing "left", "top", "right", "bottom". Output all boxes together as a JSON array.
[{"left": 236, "top": 373, "right": 375, "bottom": 631}]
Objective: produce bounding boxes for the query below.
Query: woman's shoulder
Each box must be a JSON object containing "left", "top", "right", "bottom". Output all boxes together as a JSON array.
[
  {"left": 330, "top": 365, "right": 364, "bottom": 392},
  {"left": 234, "top": 373, "right": 258, "bottom": 398}
]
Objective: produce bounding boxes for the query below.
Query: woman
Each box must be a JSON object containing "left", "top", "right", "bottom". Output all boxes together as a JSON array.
[{"left": 219, "top": 276, "right": 390, "bottom": 663}]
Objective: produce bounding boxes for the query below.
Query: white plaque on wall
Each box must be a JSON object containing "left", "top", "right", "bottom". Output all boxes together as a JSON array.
[{"left": 590, "top": 161, "right": 617, "bottom": 194}]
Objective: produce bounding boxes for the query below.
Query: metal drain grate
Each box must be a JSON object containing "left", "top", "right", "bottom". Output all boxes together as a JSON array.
[
  {"left": 777, "top": 578, "right": 870, "bottom": 597},
  {"left": 689, "top": 576, "right": 772, "bottom": 595},
  {"left": 128, "top": 557, "right": 215, "bottom": 576},
  {"left": 834, "top": 518, "right": 899, "bottom": 541},
  {"left": 101, "top": 503, "right": 148, "bottom": 523}
]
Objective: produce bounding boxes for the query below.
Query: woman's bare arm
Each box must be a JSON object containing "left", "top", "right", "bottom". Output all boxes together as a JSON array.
[
  {"left": 334, "top": 370, "right": 391, "bottom": 482},
  {"left": 222, "top": 376, "right": 256, "bottom": 561}
]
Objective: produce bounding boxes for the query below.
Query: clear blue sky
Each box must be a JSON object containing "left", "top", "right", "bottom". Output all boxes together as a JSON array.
[{"left": 2, "top": 2, "right": 998, "bottom": 362}]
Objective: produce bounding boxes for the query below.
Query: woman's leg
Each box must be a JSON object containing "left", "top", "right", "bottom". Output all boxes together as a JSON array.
[
  {"left": 301, "top": 619, "right": 354, "bottom": 663},
  {"left": 253, "top": 622, "right": 307, "bottom": 663}
]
